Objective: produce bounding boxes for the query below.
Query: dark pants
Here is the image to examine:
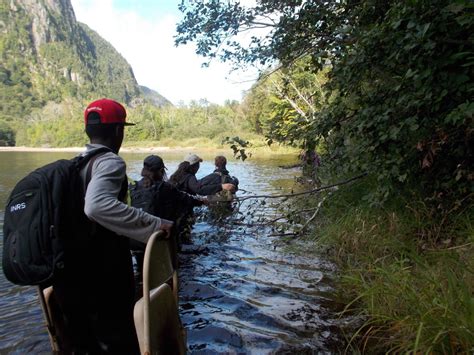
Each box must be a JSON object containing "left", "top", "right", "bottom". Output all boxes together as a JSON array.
[{"left": 54, "top": 232, "right": 139, "bottom": 354}]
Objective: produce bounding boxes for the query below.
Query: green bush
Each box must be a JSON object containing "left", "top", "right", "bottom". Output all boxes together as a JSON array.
[{"left": 0, "top": 120, "right": 15, "bottom": 146}]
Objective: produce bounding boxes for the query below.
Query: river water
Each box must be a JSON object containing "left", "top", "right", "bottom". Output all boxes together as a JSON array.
[{"left": 0, "top": 150, "right": 351, "bottom": 354}]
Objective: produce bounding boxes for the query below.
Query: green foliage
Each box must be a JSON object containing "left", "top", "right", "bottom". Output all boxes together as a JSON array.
[
  {"left": 0, "top": 120, "right": 15, "bottom": 146},
  {"left": 242, "top": 58, "right": 329, "bottom": 149},
  {"left": 221, "top": 136, "right": 252, "bottom": 161},
  {"left": 177, "top": 0, "right": 474, "bottom": 207},
  {"left": 310, "top": 181, "right": 474, "bottom": 353},
  {"left": 318, "top": 0, "right": 474, "bottom": 206},
  {"left": 138, "top": 100, "right": 249, "bottom": 143},
  {"left": 0, "top": 3, "right": 43, "bottom": 118},
  {"left": 176, "top": 0, "right": 348, "bottom": 69},
  {"left": 16, "top": 100, "right": 86, "bottom": 147},
  {"left": 11, "top": 97, "right": 255, "bottom": 148}
]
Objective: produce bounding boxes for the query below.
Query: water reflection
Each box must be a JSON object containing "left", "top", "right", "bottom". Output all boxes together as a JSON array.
[{"left": 0, "top": 151, "right": 349, "bottom": 353}]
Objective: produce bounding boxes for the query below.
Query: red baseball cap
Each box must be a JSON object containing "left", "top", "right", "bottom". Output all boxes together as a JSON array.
[{"left": 84, "top": 98, "right": 135, "bottom": 126}]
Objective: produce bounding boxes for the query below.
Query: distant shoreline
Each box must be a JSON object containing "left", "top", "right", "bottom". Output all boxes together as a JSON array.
[
  {"left": 0, "top": 145, "right": 298, "bottom": 155},
  {"left": 0, "top": 146, "right": 203, "bottom": 153}
]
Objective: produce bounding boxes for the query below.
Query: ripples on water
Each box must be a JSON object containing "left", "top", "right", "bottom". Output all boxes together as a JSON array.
[
  {"left": 0, "top": 151, "right": 350, "bottom": 354},
  {"left": 179, "top": 221, "right": 346, "bottom": 354}
]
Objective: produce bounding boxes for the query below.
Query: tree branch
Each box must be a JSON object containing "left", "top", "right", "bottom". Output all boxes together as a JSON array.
[
  {"left": 236, "top": 172, "right": 367, "bottom": 202},
  {"left": 232, "top": 207, "right": 321, "bottom": 227},
  {"left": 298, "top": 189, "right": 335, "bottom": 234},
  {"left": 247, "top": 20, "right": 277, "bottom": 28}
]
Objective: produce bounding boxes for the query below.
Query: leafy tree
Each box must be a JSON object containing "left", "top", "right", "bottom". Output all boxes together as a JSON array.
[
  {"left": 242, "top": 57, "right": 328, "bottom": 148},
  {"left": 176, "top": 0, "right": 348, "bottom": 69},
  {"left": 176, "top": 0, "right": 474, "bottom": 205},
  {"left": 0, "top": 120, "right": 15, "bottom": 146},
  {"left": 14, "top": 99, "right": 253, "bottom": 148}
]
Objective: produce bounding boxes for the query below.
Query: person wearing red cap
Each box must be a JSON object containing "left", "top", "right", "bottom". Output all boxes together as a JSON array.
[{"left": 53, "top": 98, "right": 173, "bottom": 354}]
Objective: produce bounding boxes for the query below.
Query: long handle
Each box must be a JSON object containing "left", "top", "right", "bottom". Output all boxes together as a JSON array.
[{"left": 37, "top": 286, "right": 60, "bottom": 352}]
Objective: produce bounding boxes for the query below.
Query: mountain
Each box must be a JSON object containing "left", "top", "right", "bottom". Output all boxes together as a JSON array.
[
  {"left": 139, "top": 85, "right": 173, "bottom": 107},
  {"left": 0, "top": 0, "right": 169, "bottom": 122}
]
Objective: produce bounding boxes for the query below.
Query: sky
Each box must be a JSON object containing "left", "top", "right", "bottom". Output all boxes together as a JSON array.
[{"left": 70, "top": 0, "right": 259, "bottom": 106}]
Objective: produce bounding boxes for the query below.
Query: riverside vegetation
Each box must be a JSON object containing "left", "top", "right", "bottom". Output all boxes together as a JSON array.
[
  {"left": 175, "top": 0, "right": 473, "bottom": 353},
  {"left": 1, "top": 0, "right": 473, "bottom": 353}
]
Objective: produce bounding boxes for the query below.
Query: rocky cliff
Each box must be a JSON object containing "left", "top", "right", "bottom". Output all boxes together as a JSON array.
[
  {"left": 139, "top": 85, "right": 173, "bottom": 107},
  {"left": 0, "top": 0, "right": 157, "bottom": 121}
]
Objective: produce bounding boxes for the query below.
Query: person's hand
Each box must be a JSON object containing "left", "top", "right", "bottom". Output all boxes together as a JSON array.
[
  {"left": 200, "top": 196, "right": 210, "bottom": 205},
  {"left": 222, "top": 183, "right": 236, "bottom": 193},
  {"left": 159, "top": 218, "right": 174, "bottom": 239}
]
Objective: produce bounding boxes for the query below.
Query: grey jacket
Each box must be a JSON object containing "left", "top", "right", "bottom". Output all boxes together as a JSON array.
[{"left": 81, "top": 144, "right": 161, "bottom": 244}]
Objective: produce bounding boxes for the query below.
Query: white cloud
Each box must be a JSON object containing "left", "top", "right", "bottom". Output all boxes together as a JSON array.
[{"left": 70, "top": 0, "right": 258, "bottom": 105}]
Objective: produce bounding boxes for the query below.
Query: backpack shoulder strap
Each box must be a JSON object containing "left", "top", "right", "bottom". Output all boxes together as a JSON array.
[
  {"left": 151, "top": 180, "right": 164, "bottom": 198},
  {"left": 74, "top": 147, "right": 112, "bottom": 170},
  {"left": 81, "top": 148, "right": 113, "bottom": 188},
  {"left": 214, "top": 171, "right": 226, "bottom": 184},
  {"left": 85, "top": 154, "right": 103, "bottom": 187},
  {"left": 141, "top": 181, "right": 162, "bottom": 208}
]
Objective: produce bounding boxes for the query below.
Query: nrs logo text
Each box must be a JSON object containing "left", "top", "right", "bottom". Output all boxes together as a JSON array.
[{"left": 10, "top": 202, "right": 26, "bottom": 212}]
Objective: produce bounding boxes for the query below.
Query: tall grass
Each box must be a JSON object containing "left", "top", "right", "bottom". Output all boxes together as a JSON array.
[{"left": 309, "top": 179, "right": 474, "bottom": 353}]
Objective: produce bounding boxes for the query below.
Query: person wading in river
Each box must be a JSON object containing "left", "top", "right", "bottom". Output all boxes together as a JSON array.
[
  {"left": 129, "top": 154, "right": 206, "bottom": 296},
  {"left": 169, "top": 153, "right": 236, "bottom": 196},
  {"left": 169, "top": 153, "right": 236, "bottom": 241},
  {"left": 200, "top": 155, "right": 239, "bottom": 201},
  {"left": 53, "top": 98, "right": 173, "bottom": 354}
]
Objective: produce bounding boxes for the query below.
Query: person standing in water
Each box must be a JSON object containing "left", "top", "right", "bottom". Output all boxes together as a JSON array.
[
  {"left": 200, "top": 155, "right": 239, "bottom": 198},
  {"left": 53, "top": 98, "right": 173, "bottom": 354},
  {"left": 129, "top": 154, "right": 205, "bottom": 290},
  {"left": 169, "top": 153, "right": 236, "bottom": 241},
  {"left": 169, "top": 153, "right": 235, "bottom": 195}
]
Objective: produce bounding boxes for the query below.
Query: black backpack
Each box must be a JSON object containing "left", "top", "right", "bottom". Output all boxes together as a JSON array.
[
  {"left": 129, "top": 180, "right": 162, "bottom": 215},
  {"left": 2, "top": 148, "right": 110, "bottom": 286},
  {"left": 207, "top": 172, "right": 238, "bottom": 202}
]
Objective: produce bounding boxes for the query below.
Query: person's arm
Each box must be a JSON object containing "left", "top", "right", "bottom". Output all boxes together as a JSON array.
[
  {"left": 199, "top": 172, "right": 239, "bottom": 195},
  {"left": 154, "top": 183, "right": 203, "bottom": 221},
  {"left": 84, "top": 154, "right": 170, "bottom": 243},
  {"left": 185, "top": 174, "right": 222, "bottom": 195},
  {"left": 170, "top": 184, "right": 204, "bottom": 208},
  {"left": 227, "top": 175, "right": 239, "bottom": 191},
  {"left": 199, "top": 172, "right": 218, "bottom": 186}
]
